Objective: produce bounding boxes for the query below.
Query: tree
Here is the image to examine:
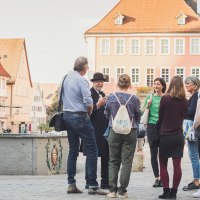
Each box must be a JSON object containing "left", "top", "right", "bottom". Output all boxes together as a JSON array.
[{"left": 46, "top": 88, "right": 59, "bottom": 124}]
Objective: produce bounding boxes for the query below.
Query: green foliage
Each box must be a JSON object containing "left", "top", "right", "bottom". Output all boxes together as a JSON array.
[
  {"left": 38, "top": 123, "right": 53, "bottom": 133},
  {"left": 46, "top": 88, "right": 59, "bottom": 124}
]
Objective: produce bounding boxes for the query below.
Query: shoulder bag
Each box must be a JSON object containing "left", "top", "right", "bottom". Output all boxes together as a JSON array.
[
  {"left": 49, "top": 75, "right": 67, "bottom": 131},
  {"left": 140, "top": 94, "right": 152, "bottom": 125}
]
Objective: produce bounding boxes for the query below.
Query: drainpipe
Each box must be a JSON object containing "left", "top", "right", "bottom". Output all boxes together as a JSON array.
[{"left": 10, "top": 85, "right": 13, "bottom": 117}]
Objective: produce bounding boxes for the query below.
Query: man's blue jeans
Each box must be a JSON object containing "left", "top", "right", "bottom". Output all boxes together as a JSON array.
[
  {"left": 188, "top": 140, "right": 200, "bottom": 179},
  {"left": 63, "top": 112, "right": 98, "bottom": 188}
]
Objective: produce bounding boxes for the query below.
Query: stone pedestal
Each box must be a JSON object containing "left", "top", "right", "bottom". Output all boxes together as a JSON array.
[{"left": 0, "top": 133, "right": 68, "bottom": 175}]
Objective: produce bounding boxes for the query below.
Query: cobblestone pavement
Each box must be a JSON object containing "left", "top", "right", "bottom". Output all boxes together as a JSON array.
[{"left": 0, "top": 143, "right": 197, "bottom": 200}]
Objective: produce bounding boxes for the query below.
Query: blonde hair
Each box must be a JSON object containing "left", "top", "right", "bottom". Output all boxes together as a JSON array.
[
  {"left": 117, "top": 74, "right": 131, "bottom": 89},
  {"left": 166, "top": 76, "right": 186, "bottom": 99}
]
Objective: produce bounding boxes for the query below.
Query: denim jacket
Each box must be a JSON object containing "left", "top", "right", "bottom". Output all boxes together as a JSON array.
[{"left": 104, "top": 92, "right": 141, "bottom": 129}]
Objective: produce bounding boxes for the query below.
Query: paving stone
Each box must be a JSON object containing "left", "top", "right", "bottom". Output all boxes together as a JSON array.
[{"left": 0, "top": 143, "right": 195, "bottom": 200}]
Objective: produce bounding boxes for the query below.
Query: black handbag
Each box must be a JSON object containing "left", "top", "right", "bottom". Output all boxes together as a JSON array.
[
  {"left": 137, "top": 124, "right": 146, "bottom": 138},
  {"left": 49, "top": 75, "right": 67, "bottom": 131}
]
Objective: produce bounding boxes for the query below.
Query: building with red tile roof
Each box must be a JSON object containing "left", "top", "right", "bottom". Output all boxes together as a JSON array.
[
  {"left": 85, "top": 0, "right": 200, "bottom": 94},
  {"left": 0, "top": 38, "right": 33, "bottom": 133}
]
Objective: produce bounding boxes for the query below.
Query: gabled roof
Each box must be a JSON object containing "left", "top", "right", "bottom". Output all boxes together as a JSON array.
[
  {"left": 114, "top": 12, "right": 125, "bottom": 19},
  {"left": 0, "top": 63, "right": 11, "bottom": 78},
  {"left": 85, "top": 0, "right": 200, "bottom": 35},
  {"left": 32, "top": 82, "right": 46, "bottom": 111},
  {"left": 39, "top": 83, "right": 59, "bottom": 107},
  {"left": 0, "top": 38, "right": 32, "bottom": 86},
  {"left": 176, "top": 11, "right": 188, "bottom": 19}
]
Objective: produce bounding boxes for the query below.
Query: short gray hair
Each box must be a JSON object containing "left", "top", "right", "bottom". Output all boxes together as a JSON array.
[
  {"left": 185, "top": 76, "right": 200, "bottom": 90},
  {"left": 73, "top": 57, "right": 88, "bottom": 72}
]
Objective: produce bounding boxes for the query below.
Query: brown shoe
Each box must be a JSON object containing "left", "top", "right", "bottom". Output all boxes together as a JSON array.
[
  {"left": 88, "top": 187, "right": 108, "bottom": 195},
  {"left": 67, "top": 184, "right": 83, "bottom": 194}
]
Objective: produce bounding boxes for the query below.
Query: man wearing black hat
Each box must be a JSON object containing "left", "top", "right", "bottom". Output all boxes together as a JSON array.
[{"left": 83, "top": 72, "right": 109, "bottom": 189}]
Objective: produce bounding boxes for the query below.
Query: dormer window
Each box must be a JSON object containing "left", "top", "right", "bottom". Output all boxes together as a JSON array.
[
  {"left": 176, "top": 11, "right": 187, "bottom": 25},
  {"left": 114, "top": 12, "right": 125, "bottom": 25}
]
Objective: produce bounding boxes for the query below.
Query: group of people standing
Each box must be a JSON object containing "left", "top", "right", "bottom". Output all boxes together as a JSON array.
[
  {"left": 62, "top": 56, "right": 200, "bottom": 199},
  {"left": 137, "top": 75, "right": 200, "bottom": 199}
]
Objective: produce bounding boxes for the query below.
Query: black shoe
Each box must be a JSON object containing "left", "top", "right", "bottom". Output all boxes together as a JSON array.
[
  {"left": 182, "top": 182, "right": 199, "bottom": 191},
  {"left": 170, "top": 188, "right": 177, "bottom": 199},
  {"left": 158, "top": 188, "right": 170, "bottom": 199},
  {"left": 153, "top": 179, "right": 162, "bottom": 187}
]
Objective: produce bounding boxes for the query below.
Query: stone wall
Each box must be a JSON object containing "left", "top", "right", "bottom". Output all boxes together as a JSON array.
[{"left": 0, "top": 134, "right": 68, "bottom": 175}]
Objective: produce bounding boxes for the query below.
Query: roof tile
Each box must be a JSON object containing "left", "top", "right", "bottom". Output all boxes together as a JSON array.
[{"left": 85, "top": 0, "right": 200, "bottom": 34}]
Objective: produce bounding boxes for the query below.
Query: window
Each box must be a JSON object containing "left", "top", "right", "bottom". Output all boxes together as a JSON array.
[
  {"left": 115, "top": 17, "right": 122, "bottom": 25},
  {"left": 100, "top": 38, "right": 110, "bottom": 55},
  {"left": 102, "top": 67, "right": 110, "bottom": 82},
  {"left": 145, "top": 39, "right": 155, "bottom": 55},
  {"left": 174, "top": 38, "right": 185, "bottom": 55},
  {"left": 1, "top": 78, "right": 5, "bottom": 89},
  {"left": 34, "top": 96, "right": 40, "bottom": 102},
  {"left": 178, "top": 18, "right": 185, "bottom": 25},
  {"left": 130, "top": 39, "right": 140, "bottom": 55},
  {"left": 115, "top": 38, "right": 125, "bottom": 55},
  {"left": 131, "top": 68, "right": 140, "bottom": 84},
  {"left": 114, "top": 13, "right": 124, "bottom": 25},
  {"left": 116, "top": 68, "right": 125, "bottom": 80},
  {"left": 176, "top": 12, "right": 187, "bottom": 25},
  {"left": 190, "top": 38, "right": 200, "bottom": 55},
  {"left": 146, "top": 68, "right": 154, "bottom": 86},
  {"left": 161, "top": 68, "right": 170, "bottom": 83},
  {"left": 1, "top": 100, "right": 5, "bottom": 112},
  {"left": 160, "top": 38, "right": 170, "bottom": 55},
  {"left": 176, "top": 67, "right": 185, "bottom": 79},
  {"left": 191, "top": 67, "right": 200, "bottom": 79}
]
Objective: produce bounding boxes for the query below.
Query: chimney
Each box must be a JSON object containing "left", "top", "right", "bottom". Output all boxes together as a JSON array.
[{"left": 198, "top": 0, "right": 200, "bottom": 15}]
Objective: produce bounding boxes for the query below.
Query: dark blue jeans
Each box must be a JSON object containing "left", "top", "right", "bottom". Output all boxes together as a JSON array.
[{"left": 63, "top": 112, "right": 98, "bottom": 188}]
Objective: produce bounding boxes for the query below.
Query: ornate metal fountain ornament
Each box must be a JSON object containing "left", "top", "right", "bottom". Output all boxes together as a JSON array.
[{"left": 45, "top": 139, "right": 63, "bottom": 174}]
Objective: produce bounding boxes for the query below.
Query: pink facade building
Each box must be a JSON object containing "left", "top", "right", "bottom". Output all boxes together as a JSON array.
[{"left": 85, "top": 0, "right": 200, "bottom": 93}]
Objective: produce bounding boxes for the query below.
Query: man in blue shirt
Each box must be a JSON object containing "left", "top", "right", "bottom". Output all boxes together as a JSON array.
[{"left": 62, "top": 57, "right": 107, "bottom": 195}]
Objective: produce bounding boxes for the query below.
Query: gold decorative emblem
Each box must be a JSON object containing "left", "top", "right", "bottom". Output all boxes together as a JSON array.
[{"left": 45, "top": 139, "right": 63, "bottom": 175}]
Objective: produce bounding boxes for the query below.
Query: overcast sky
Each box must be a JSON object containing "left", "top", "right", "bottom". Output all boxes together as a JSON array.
[{"left": 0, "top": 0, "right": 119, "bottom": 83}]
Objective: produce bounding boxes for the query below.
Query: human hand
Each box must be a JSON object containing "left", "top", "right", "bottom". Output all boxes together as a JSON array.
[
  {"left": 147, "top": 98, "right": 152, "bottom": 107},
  {"left": 97, "top": 96, "right": 107, "bottom": 107}
]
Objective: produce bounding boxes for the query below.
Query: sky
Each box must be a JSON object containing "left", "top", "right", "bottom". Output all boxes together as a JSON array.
[{"left": 0, "top": 0, "right": 119, "bottom": 83}]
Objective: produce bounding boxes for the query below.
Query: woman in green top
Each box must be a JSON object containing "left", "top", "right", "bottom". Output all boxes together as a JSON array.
[{"left": 142, "top": 77, "right": 166, "bottom": 187}]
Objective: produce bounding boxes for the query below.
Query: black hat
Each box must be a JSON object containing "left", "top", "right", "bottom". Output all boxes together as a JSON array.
[{"left": 90, "top": 72, "right": 106, "bottom": 82}]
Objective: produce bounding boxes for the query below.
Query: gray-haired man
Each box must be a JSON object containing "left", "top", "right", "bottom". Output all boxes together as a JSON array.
[{"left": 62, "top": 57, "right": 107, "bottom": 195}]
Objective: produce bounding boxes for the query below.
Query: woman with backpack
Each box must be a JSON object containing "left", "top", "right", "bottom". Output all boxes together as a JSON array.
[{"left": 104, "top": 74, "right": 141, "bottom": 198}]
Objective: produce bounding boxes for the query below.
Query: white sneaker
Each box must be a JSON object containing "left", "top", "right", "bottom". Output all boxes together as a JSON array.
[
  {"left": 193, "top": 189, "right": 200, "bottom": 198},
  {"left": 107, "top": 191, "right": 117, "bottom": 198},
  {"left": 118, "top": 192, "right": 128, "bottom": 199}
]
